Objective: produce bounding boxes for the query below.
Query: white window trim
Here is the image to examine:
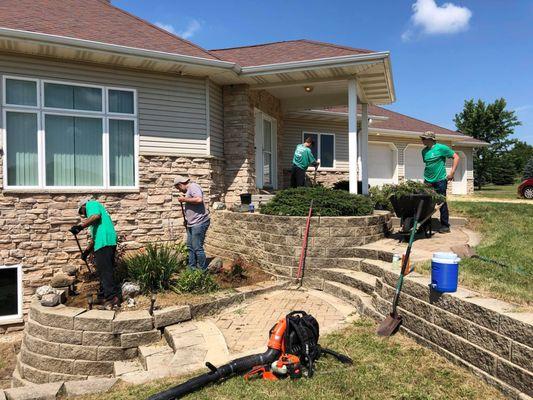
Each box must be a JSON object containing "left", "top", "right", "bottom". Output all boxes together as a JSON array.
[
  {"left": 2, "top": 75, "right": 139, "bottom": 191},
  {"left": 302, "top": 131, "right": 336, "bottom": 170},
  {"left": 0, "top": 264, "right": 23, "bottom": 325}
]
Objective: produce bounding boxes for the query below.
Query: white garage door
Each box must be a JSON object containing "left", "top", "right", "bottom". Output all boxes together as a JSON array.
[
  {"left": 405, "top": 145, "right": 425, "bottom": 181},
  {"left": 368, "top": 142, "right": 396, "bottom": 186}
]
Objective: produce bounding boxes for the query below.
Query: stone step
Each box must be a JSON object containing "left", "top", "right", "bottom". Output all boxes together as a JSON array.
[
  {"left": 322, "top": 281, "right": 372, "bottom": 315},
  {"left": 360, "top": 258, "right": 396, "bottom": 278},
  {"left": 113, "top": 358, "right": 143, "bottom": 377},
  {"left": 304, "top": 257, "right": 362, "bottom": 271},
  {"left": 321, "top": 268, "right": 377, "bottom": 295},
  {"left": 138, "top": 344, "right": 174, "bottom": 371}
]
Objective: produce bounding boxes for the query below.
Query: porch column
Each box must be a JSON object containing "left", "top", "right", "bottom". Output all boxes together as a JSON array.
[
  {"left": 361, "top": 103, "right": 369, "bottom": 194},
  {"left": 348, "top": 78, "right": 358, "bottom": 194}
]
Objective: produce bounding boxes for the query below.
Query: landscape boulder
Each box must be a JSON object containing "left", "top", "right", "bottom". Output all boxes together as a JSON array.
[
  {"left": 35, "top": 285, "right": 56, "bottom": 300},
  {"left": 41, "top": 293, "right": 61, "bottom": 307},
  {"left": 208, "top": 258, "right": 224, "bottom": 274},
  {"left": 50, "top": 273, "right": 75, "bottom": 288},
  {"left": 122, "top": 282, "right": 141, "bottom": 299},
  {"left": 62, "top": 265, "right": 79, "bottom": 276}
]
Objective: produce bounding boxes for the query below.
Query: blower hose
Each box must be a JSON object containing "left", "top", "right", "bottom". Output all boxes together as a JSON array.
[{"left": 147, "top": 348, "right": 281, "bottom": 400}]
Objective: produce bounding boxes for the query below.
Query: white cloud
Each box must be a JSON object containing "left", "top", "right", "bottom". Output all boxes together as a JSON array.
[
  {"left": 155, "top": 19, "right": 202, "bottom": 40},
  {"left": 403, "top": 0, "right": 472, "bottom": 41},
  {"left": 514, "top": 105, "right": 533, "bottom": 113}
]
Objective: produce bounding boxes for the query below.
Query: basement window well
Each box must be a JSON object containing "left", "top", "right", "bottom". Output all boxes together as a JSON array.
[{"left": 0, "top": 265, "right": 23, "bottom": 324}]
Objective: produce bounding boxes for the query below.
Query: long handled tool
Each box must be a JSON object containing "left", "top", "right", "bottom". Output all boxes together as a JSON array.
[
  {"left": 296, "top": 199, "right": 313, "bottom": 289},
  {"left": 71, "top": 232, "right": 93, "bottom": 274},
  {"left": 451, "top": 244, "right": 528, "bottom": 276},
  {"left": 377, "top": 198, "right": 424, "bottom": 337},
  {"left": 179, "top": 201, "right": 188, "bottom": 228}
]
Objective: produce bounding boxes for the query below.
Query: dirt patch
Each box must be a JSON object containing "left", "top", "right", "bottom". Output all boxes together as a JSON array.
[
  {"left": 0, "top": 334, "right": 21, "bottom": 389},
  {"left": 66, "top": 262, "right": 274, "bottom": 312}
]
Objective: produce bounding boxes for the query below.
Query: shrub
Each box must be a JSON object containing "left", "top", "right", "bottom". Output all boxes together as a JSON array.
[
  {"left": 369, "top": 181, "right": 446, "bottom": 212},
  {"left": 172, "top": 269, "right": 219, "bottom": 294},
  {"left": 124, "top": 242, "right": 187, "bottom": 293},
  {"left": 332, "top": 180, "right": 349, "bottom": 191},
  {"left": 523, "top": 157, "right": 533, "bottom": 180},
  {"left": 260, "top": 186, "right": 374, "bottom": 216}
]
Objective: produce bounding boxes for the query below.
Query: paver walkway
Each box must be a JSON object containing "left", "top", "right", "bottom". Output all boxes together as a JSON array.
[
  {"left": 212, "top": 290, "right": 352, "bottom": 355},
  {"left": 361, "top": 226, "right": 480, "bottom": 262}
]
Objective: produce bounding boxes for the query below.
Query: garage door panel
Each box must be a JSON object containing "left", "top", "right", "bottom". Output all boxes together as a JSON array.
[
  {"left": 368, "top": 143, "right": 395, "bottom": 185},
  {"left": 405, "top": 145, "right": 425, "bottom": 181}
]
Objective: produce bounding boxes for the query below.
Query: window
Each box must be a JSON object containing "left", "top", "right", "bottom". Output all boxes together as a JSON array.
[
  {"left": 2, "top": 76, "right": 138, "bottom": 189},
  {"left": 302, "top": 132, "right": 335, "bottom": 168},
  {"left": 0, "top": 265, "right": 23, "bottom": 324}
]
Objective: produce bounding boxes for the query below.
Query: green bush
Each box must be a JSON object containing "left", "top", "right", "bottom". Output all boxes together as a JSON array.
[
  {"left": 523, "top": 157, "right": 533, "bottom": 180},
  {"left": 369, "top": 181, "right": 446, "bottom": 212},
  {"left": 332, "top": 180, "right": 349, "bottom": 191},
  {"left": 172, "top": 269, "right": 219, "bottom": 294},
  {"left": 124, "top": 242, "right": 187, "bottom": 293},
  {"left": 260, "top": 186, "right": 374, "bottom": 216}
]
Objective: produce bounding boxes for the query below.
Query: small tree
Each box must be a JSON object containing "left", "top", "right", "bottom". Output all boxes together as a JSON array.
[
  {"left": 454, "top": 98, "right": 521, "bottom": 189},
  {"left": 524, "top": 157, "right": 533, "bottom": 180},
  {"left": 489, "top": 154, "right": 516, "bottom": 185},
  {"left": 509, "top": 141, "right": 533, "bottom": 176}
]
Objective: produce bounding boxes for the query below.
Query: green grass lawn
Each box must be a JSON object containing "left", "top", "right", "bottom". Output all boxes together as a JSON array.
[
  {"left": 81, "top": 319, "right": 505, "bottom": 400},
  {"left": 420, "top": 201, "right": 532, "bottom": 306},
  {"left": 472, "top": 183, "right": 520, "bottom": 199}
]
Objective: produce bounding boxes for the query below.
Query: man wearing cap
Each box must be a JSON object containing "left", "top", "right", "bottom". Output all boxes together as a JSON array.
[
  {"left": 420, "top": 131, "right": 460, "bottom": 233},
  {"left": 70, "top": 199, "right": 121, "bottom": 309},
  {"left": 291, "top": 137, "right": 319, "bottom": 188},
  {"left": 174, "top": 176, "right": 210, "bottom": 270}
]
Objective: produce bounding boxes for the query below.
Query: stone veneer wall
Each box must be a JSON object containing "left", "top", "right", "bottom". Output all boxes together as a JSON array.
[
  {"left": 222, "top": 85, "right": 283, "bottom": 206},
  {"left": 0, "top": 155, "right": 224, "bottom": 330},
  {"left": 365, "top": 263, "right": 532, "bottom": 398},
  {"left": 205, "top": 210, "right": 392, "bottom": 277}
]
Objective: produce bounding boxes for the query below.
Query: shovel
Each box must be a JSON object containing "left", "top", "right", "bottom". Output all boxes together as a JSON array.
[
  {"left": 451, "top": 244, "right": 528, "bottom": 276},
  {"left": 71, "top": 232, "right": 93, "bottom": 274},
  {"left": 377, "top": 198, "right": 425, "bottom": 337}
]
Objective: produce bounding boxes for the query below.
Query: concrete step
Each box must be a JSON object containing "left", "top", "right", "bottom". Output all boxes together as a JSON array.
[
  {"left": 360, "top": 258, "right": 396, "bottom": 278},
  {"left": 321, "top": 268, "right": 377, "bottom": 295},
  {"left": 138, "top": 344, "right": 174, "bottom": 371}
]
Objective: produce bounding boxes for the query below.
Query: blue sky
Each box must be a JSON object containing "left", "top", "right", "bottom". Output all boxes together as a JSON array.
[{"left": 113, "top": 0, "right": 533, "bottom": 144}]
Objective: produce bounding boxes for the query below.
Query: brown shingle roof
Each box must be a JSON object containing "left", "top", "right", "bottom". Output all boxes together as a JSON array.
[
  {"left": 210, "top": 40, "right": 375, "bottom": 67},
  {"left": 0, "top": 0, "right": 219, "bottom": 60},
  {"left": 326, "top": 105, "right": 485, "bottom": 144}
]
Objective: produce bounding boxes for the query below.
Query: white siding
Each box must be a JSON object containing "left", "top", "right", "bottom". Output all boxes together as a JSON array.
[
  {"left": 282, "top": 118, "right": 348, "bottom": 169},
  {"left": 209, "top": 80, "right": 224, "bottom": 158},
  {"left": 0, "top": 53, "right": 208, "bottom": 156}
]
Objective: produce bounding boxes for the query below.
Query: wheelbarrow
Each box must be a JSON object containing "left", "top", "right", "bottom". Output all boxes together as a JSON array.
[{"left": 390, "top": 194, "right": 442, "bottom": 241}]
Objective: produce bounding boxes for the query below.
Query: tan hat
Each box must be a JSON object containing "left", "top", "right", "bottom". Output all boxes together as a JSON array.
[
  {"left": 173, "top": 175, "right": 190, "bottom": 186},
  {"left": 420, "top": 131, "right": 436, "bottom": 140},
  {"left": 78, "top": 198, "right": 91, "bottom": 214}
]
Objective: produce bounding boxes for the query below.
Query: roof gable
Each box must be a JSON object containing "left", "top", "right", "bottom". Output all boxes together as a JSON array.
[
  {"left": 210, "top": 39, "right": 375, "bottom": 67},
  {"left": 0, "top": 0, "right": 218, "bottom": 60}
]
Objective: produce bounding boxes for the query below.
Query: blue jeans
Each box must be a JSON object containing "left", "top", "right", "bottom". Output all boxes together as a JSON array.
[
  {"left": 427, "top": 180, "right": 449, "bottom": 227},
  {"left": 186, "top": 220, "right": 210, "bottom": 270}
]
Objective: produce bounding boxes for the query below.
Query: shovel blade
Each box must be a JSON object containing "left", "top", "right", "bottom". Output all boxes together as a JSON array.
[{"left": 377, "top": 313, "right": 403, "bottom": 337}]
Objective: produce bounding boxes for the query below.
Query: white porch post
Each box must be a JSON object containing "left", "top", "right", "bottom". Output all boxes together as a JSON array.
[
  {"left": 348, "top": 78, "right": 358, "bottom": 194},
  {"left": 361, "top": 103, "right": 369, "bottom": 194}
]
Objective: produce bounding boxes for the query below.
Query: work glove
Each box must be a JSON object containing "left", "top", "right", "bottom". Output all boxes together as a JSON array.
[
  {"left": 81, "top": 249, "right": 91, "bottom": 262},
  {"left": 69, "top": 225, "right": 83, "bottom": 235}
]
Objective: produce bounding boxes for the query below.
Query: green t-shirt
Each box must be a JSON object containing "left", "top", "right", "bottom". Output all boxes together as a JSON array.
[
  {"left": 86, "top": 200, "right": 117, "bottom": 251},
  {"left": 422, "top": 143, "right": 455, "bottom": 183},
  {"left": 292, "top": 144, "right": 317, "bottom": 170}
]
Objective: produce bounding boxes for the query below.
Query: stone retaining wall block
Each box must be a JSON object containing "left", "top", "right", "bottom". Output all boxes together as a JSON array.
[
  {"left": 112, "top": 310, "right": 153, "bottom": 333},
  {"left": 73, "top": 310, "right": 115, "bottom": 332}
]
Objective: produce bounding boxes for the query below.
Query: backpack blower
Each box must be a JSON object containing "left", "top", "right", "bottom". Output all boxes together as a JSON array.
[{"left": 148, "top": 311, "right": 352, "bottom": 400}]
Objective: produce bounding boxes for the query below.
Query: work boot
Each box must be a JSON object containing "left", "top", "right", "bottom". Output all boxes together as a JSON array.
[
  {"left": 438, "top": 226, "right": 451, "bottom": 233},
  {"left": 97, "top": 296, "right": 121, "bottom": 311}
]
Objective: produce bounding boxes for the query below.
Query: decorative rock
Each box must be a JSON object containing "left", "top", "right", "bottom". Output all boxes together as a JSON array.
[
  {"left": 61, "top": 265, "right": 78, "bottom": 277},
  {"left": 208, "top": 258, "right": 224, "bottom": 274},
  {"left": 40, "top": 293, "right": 61, "bottom": 307},
  {"left": 35, "top": 286, "right": 56, "bottom": 300},
  {"left": 121, "top": 282, "right": 140, "bottom": 299},
  {"left": 153, "top": 306, "right": 192, "bottom": 329},
  {"left": 4, "top": 382, "right": 63, "bottom": 400},
  {"left": 212, "top": 202, "right": 226, "bottom": 210},
  {"left": 50, "top": 273, "right": 74, "bottom": 288},
  {"left": 63, "top": 378, "right": 118, "bottom": 397}
]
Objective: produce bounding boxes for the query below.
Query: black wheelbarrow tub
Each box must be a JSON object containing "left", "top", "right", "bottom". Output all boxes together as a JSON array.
[{"left": 389, "top": 193, "right": 437, "bottom": 221}]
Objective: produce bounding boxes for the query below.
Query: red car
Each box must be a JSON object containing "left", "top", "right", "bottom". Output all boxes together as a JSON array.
[{"left": 518, "top": 178, "right": 533, "bottom": 199}]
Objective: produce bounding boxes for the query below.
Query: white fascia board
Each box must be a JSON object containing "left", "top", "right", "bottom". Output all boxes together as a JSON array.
[
  {"left": 239, "top": 52, "right": 390, "bottom": 75},
  {"left": 369, "top": 127, "right": 487, "bottom": 146},
  {"left": 291, "top": 109, "right": 388, "bottom": 121},
  {"left": 0, "top": 27, "right": 239, "bottom": 72}
]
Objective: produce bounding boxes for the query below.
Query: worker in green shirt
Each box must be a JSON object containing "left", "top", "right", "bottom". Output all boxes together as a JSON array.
[
  {"left": 70, "top": 199, "right": 121, "bottom": 309},
  {"left": 420, "top": 131, "right": 460, "bottom": 233},
  {"left": 291, "top": 137, "right": 319, "bottom": 188}
]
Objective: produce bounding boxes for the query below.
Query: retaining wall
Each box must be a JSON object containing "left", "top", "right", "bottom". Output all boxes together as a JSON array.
[{"left": 205, "top": 210, "right": 392, "bottom": 277}]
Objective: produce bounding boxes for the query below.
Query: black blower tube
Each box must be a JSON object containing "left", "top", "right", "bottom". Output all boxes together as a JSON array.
[{"left": 147, "top": 348, "right": 281, "bottom": 400}]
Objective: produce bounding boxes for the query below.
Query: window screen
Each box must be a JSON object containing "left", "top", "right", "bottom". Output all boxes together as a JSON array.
[{"left": 320, "top": 135, "right": 334, "bottom": 168}]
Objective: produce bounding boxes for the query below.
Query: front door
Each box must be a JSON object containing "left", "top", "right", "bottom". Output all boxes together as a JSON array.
[{"left": 254, "top": 110, "right": 277, "bottom": 189}]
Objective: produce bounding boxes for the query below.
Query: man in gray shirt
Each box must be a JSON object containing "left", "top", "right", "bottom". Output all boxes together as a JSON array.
[{"left": 174, "top": 175, "right": 211, "bottom": 270}]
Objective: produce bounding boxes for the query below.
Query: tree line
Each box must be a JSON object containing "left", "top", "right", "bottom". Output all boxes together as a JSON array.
[{"left": 454, "top": 98, "right": 533, "bottom": 189}]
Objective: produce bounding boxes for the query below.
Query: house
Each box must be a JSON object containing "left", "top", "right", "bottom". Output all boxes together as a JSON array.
[{"left": 0, "top": 0, "right": 484, "bottom": 327}]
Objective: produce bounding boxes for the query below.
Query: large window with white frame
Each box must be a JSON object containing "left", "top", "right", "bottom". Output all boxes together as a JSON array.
[
  {"left": 302, "top": 132, "right": 335, "bottom": 168},
  {"left": 2, "top": 76, "right": 138, "bottom": 189}
]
